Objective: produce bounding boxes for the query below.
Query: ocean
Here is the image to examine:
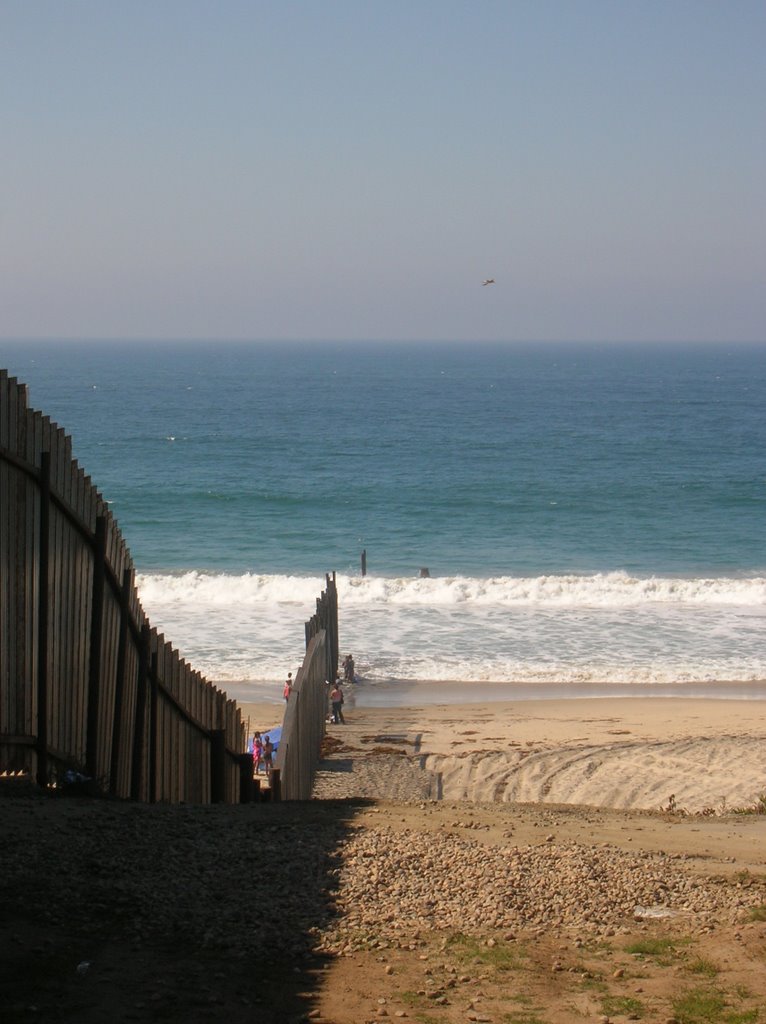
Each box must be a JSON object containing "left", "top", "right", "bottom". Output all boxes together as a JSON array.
[{"left": 2, "top": 339, "right": 765, "bottom": 703}]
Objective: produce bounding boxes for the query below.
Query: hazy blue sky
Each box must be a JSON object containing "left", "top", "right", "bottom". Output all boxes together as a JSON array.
[{"left": 2, "top": 1, "right": 764, "bottom": 342}]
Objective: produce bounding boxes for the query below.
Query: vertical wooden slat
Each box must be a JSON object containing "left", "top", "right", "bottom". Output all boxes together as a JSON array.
[
  {"left": 47, "top": 423, "right": 65, "bottom": 767},
  {"left": 17, "top": 386, "right": 34, "bottom": 767},
  {"left": 210, "top": 725, "right": 226, "bottom": 804},
  {"left": 0, "top": 377, "right": 9, "bottom": 760},
  {"left": 109, "top": 566, "right": 133, "bottom": 795},
  {"left": 59, "top": 439, "right": 72, "bottom": 763},
  {"left": 149, "top": 640, "right": 159, "bottom": 802},
  {"left": 98, "top": 516, "right": 120, "bottom": 783},
  {"left": 3, "top": 379, "right": 18, "bottom": 758},
  {"left": 171, "top": 649, "right": 180, "bottom": 802},
  {"left": 28, "top": 410, "right": 43, "bottom": 756},
  {"left": 51, "top": 429, "right": 69, "bottom": 768},
  {"left": 73, "top": 467, "right": 89, "bottom": 768},
  {"left": 35, "top": 451, "right": 51, "bottom": 787},
  {"left": 0, "top": 375, "right": 9, "bottom": 756},
  {"left": 85, "top": 515, "right": 106, "bottom": 779},
  {"left": 157, "top": 642, "right": 166, "bottom": 802},
  {"left": 74, "top": 480, "right": 96, "bottom": 767},
  {"left": 180, "top": 663, "right": 188, "bottom": 801},
  {"left": 131, "top": 623, "right": 151, "bottom": 800}
]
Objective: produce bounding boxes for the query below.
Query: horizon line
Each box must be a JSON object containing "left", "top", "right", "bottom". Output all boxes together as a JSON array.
[{"left": 2, "top": 336, "right": 766, "bottom": 346}]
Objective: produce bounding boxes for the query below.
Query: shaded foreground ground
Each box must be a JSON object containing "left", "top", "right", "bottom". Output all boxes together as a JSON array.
[{"left": 2, "top": 780, "right": 766, "bottom": 1024}]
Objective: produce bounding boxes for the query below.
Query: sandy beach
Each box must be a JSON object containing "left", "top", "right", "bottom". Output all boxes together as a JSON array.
[{"left": 240, "top": 689, "right": 766, "bottom": 815}]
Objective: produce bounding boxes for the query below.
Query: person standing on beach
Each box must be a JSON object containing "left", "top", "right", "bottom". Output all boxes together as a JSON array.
[
  {"left": 253, "top": 732, "right": 263, "bottom": 775},
  {"left": 330, "top": 682, "right": 345, "bottom": 724},
  {"left": 262, "top": 735, "right": 274, "bottom": 773},
  {"left": 283, "top": 672, "right": 293, "bottom": 702}
]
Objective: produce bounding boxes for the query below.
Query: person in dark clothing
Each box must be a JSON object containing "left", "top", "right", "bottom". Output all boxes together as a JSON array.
[{"left": 343, "top": 654, "right": 355, "bottom": 683}]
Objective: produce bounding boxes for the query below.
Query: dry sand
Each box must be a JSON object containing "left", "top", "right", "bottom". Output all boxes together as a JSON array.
[{"left": 241, "top": 692, "right": 766, "bottom": 815}]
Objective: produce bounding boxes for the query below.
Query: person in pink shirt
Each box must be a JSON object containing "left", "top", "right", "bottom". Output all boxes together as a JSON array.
[
  {"left": 329, "top": 683, "right": 345, "bottom": 724},
  {"left": 253, "top": 732, "right": 263, "bottom": 775}
]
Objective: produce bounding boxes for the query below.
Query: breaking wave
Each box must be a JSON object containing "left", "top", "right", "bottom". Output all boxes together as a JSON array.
[
  {"left": 133, "top": 570, "right": 766, "bottom": 688},
  {"left": 136, "top": 570, "right": 766, "bottom": 610}
]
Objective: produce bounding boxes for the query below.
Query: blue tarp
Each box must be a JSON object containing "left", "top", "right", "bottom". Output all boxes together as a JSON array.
[{"left": 247, "top": 726, "right": 282, "bottom": 753}]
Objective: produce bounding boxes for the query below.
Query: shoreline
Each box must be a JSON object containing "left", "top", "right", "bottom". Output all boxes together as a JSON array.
[
  {"left": 224, "top": 676, "right": 766, "bottom": 708},
  {"left": 345, "top": 677, "right": 766, "bottom": 706}
]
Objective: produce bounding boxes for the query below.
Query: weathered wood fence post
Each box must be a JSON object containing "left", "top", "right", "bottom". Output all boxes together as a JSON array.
[
  {"left": 85, "top": 515, "right": 107, "bottom": 780},
  {"left": 210, "top": 729, "right": 227, "bottom": 803},
  {"left": 109, "top": 566, "right": 133, "bottom": 796},
  {"left": 149, "top": 649, "right": 159, "bottom": 802},
  {"left": 130, "top": 624, "right": 151, "bottom": 800},
  {"left": 35, "top": 450, "right": 51, "bottom": 788},
  {"left": 238, "top": 752, "right": 254, "bottom": 803}
]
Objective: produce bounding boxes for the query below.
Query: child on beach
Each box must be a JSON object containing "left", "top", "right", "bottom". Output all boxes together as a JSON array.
[
  {"left": 253, "top": 732, "right": 263, "bottom": 775},
  {"left": 283, "top": 673, "right": 293, "bottom": 701}
]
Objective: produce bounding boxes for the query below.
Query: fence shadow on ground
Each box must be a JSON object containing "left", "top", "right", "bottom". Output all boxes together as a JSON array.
[{"left": 0, "top": 790, "right": 374, "bottom": 1024}]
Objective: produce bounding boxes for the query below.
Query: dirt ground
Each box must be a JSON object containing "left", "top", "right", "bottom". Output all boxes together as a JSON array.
[{"left": 2, "top": 777, "right": 766, "bottom": 1024}]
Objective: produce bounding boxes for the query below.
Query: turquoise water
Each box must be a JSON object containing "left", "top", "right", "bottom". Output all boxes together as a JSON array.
[{"left": 2, "top": 339, "right": 765, "bottom": 690}]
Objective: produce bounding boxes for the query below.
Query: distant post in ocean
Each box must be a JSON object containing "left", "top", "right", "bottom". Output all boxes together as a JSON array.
[{"left": 361, "top": 549, "right": 367, "bottom": 577}]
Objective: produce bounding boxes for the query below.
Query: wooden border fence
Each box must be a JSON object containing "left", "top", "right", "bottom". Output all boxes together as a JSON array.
[
  {"left": 273, "top": 572, "right": 338, "bottom": 800},
  {"left": 1, "top": 370, "right": 337, "bottom": 804}
]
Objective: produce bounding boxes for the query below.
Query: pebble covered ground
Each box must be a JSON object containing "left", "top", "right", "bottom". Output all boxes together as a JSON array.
[
  {"left": 3, "top": 776, "right": 766, "bottom": 1023},
  {"left": 4, "top": 786, "right": 762, "bottom": 960},
  {"left": 313, "top": 749, "right": 765, "bottom": 943},
  {"left": 321, "top": 826, "right": 752, "bottom": 946}
]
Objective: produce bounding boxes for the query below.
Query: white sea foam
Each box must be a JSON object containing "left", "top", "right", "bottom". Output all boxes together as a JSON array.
[
  {"left": 136, "top": 570, "right": 766, "bottom": 610},
  {"left": 134, "top": 571, "right": 766, "bottom": 688},
  {"left": 338, "top": 572, "right": 766, "bottom": 607},
  {"left": 136, "top": 570, "right": 330, "bottom": 606}
]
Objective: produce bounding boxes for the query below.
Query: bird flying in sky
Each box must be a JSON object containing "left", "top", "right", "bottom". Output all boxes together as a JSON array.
[{"left": 482, "top": 278, "right": 495, "bottom": 286}]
